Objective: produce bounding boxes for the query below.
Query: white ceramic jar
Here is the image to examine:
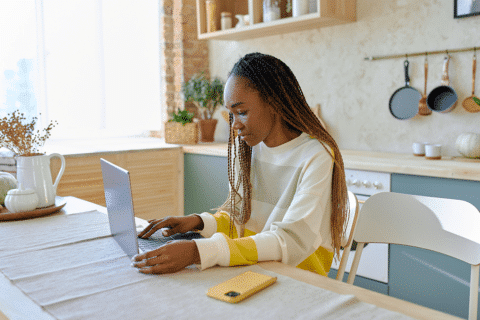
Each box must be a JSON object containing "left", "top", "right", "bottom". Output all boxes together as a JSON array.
[
  {"left": 221, "top": 12, "right": 232, "bottom": 30},
  {"left": 5, "top": 183, "right": 39, "bottom": 213},
  {"left": 292, "top": 0, "right": 309, "bottom": 17}
]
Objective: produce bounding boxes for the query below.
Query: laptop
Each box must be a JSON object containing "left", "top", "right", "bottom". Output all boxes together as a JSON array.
[{"left": 100, "top": 158, "right": 201, "bottom": 257}]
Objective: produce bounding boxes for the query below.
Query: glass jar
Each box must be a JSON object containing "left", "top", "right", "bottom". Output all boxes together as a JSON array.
[
  {"left": 221, "top": 12, "right": 232, "bottom": 30},
  {"left": 263, "top": 0, "right": 280, "bottom": 23},
  {"left": 206, "top": 0, "right": 218, "bottom": 32}
]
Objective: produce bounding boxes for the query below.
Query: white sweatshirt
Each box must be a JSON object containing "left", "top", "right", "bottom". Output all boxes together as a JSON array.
[{"left": 193, "top": 133, "right": 334, "bottom": 271}]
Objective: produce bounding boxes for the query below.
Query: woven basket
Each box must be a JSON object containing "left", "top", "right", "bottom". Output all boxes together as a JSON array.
[{"left": 165, "top": 122, "right": 198, "bottom": 144}]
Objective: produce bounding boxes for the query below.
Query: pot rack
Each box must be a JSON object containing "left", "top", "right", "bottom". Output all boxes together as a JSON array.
[{"left": 364, "top": 45, "right": 479, "bottom": 61}]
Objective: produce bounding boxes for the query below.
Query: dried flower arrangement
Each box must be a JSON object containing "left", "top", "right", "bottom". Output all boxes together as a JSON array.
[{"left": 0, "top": 110, "right": 57, "bottom": 157}]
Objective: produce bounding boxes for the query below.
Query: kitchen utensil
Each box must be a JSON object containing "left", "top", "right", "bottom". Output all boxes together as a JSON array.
[
  {"left": 462, "top": 52, "right": 480, "bottom": 112},
  {"left": 389, "top": 60, "right": 421, "bottom": 120},
  {"left": 427, "top": 56, "right": 458, "bottom": 113},
  {"left": 418, "top": 56, "right": 432, "bottom": 116}
]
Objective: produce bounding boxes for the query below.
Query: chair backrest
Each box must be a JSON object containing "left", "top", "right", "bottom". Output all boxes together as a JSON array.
[
  {"left": 335, "top": 191, "right": 359, "bottom": 281},
  {"left": 346, "top": 192, "right": 480, "bottom": 320}
]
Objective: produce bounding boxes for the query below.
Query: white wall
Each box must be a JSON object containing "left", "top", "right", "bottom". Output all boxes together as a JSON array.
[{"left": 208, "top": 0, "right": 480, "bottom": 157}]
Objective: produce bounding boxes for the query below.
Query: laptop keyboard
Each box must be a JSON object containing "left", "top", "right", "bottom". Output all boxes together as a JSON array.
[{"left": 137, "top": 231, "right": 203, "bottom": 252}]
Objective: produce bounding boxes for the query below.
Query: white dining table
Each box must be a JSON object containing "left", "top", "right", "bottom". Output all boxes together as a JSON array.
[{"left": 0, "top": 196, "right": 463, "bottom": 320}]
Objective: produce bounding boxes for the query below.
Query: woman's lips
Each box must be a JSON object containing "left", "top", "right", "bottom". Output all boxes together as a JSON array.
[{"left": 239, "top": 133, "right": 249, "bottom": 140}]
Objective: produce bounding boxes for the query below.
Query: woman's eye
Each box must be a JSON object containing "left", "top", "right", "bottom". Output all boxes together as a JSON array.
[{"left": 237, "top": 111, "right": 247, "bottom": 116}]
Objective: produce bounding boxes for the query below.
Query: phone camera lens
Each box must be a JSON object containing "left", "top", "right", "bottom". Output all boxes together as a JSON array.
[{"left": 225, "top": 291, "right": 240, "bottom": 297}]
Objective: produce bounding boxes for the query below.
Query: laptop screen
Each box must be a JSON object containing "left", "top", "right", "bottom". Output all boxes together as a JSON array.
[{"left": 100, "top": 158, "right": 139, "bottom": 257}]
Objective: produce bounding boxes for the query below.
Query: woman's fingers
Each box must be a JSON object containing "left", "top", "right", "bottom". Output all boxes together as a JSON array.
[
  {"left": 137, "top": 219, "right": 161, "bottom": 238},
  {"left": 137, "top": 218, "right": 175, "bottom": 238},
  {"left": 131, "top": 240, "right": 199, "bottom": 274}
]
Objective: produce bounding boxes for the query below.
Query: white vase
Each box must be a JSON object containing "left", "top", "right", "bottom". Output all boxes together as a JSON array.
[
  {"left": 16, "top": 153, "right": 66, "bottom": 208},
  {"left": 292, "top": 0, "right": 309, "bottom": 17}
]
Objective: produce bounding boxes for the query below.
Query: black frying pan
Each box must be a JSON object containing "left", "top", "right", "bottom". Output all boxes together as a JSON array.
[
  {"left": 389, "top": 60, "right": 421, "bottom": 120},
  {"left": 427, "top": 56, "right": 458, "bottom": 113}
]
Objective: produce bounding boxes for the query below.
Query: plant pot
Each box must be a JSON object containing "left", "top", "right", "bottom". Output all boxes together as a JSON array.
[
  {"left": 165, "top": 122, "right": 198, "bottom": 144},
  {"left": 198, "top": 119, "right": 218, "bottom": 143}
]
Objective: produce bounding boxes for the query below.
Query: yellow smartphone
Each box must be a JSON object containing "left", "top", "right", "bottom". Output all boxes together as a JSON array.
[{"left": 206, "top": 271, "right": 277, "bottom": 303}]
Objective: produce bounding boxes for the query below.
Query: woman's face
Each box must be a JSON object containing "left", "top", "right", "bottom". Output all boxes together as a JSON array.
[{"left": 224, "top": 76, "right": 276, "bottom": 147}]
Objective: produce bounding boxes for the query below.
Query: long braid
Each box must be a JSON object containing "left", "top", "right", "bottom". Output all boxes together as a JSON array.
[
  {"left": 224, "top": 52, "right": 349, "bottom": 260},
  {"left": 225, "top": 113, "right": 252, "bottom": 238}
]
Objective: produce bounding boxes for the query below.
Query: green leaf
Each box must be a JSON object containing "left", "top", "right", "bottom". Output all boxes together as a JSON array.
[
  {"left": 473, "top": 96, "right": 480, "bottom": 106},
  {"left": 170, "top": 109, "right": 194, "bottom": 125},
  {"left": 181, "top": 73, "right": 225, "bottom": 119}
]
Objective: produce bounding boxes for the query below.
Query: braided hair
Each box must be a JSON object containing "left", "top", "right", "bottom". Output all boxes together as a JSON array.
[{"left": 221, "top": 52, "right": 349, "bottom": 260}]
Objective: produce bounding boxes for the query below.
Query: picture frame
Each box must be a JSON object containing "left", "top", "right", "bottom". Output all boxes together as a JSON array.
[{"left": 454, "top": 0, "right": 480, "bottom": 18}]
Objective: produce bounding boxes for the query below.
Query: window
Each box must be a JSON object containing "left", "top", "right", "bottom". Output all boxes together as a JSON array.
[{"left": 0, "top": 0, "right": 163, "bottom": 140}]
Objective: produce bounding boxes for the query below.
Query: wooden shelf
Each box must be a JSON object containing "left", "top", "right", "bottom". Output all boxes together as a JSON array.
[{"left": 196, "top": 0, "right": 356, "bottom": 41}]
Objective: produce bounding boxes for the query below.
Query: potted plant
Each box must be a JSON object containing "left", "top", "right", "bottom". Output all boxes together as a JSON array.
[
  {"left": 182, "top": 73, "right": 224, "bottom": 142},
  {"left": 164, "top": 109, "right": 198, "bottom": 145}
]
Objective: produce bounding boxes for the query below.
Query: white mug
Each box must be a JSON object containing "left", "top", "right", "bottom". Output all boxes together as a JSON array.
[
  {"left": 425, "top": 144, "right": 442, "bottom": 160},
  {"left": 412, "top": 142, "right": 426, "bottom": 156}
]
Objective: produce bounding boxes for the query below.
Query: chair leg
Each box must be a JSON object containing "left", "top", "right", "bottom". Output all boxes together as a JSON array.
[
  {"left": 469, "top": 264, "right": 479, "bottom": 320},
  {"left": 347, "top": 243, "right": 364, "bottom": 285},
  {"left": 336, "top": 245, "right": 352, "bottom": 281}
]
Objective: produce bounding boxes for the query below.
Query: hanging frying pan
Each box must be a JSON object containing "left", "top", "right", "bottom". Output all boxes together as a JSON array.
[
  {"left": 427, "top": 56, "right": 458, "bottom": 113},
  {"left": 389, "top": 60, "right": 421, "bottom": 120}
]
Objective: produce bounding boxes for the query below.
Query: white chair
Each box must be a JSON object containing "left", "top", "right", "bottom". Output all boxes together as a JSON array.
[
  {"left": 346, "top": 192, "right": 480, "bottom": 320},
  {"left": 335, "top": 191, "right": 360, "bottom": 281}
]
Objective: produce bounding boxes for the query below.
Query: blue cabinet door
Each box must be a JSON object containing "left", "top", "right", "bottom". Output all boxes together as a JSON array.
[
  {"left": 390, "top": 173, "right": 480, "bottom": 319},
  {"left": 184, "top": 153, "right": 228, "bottom": 216}
]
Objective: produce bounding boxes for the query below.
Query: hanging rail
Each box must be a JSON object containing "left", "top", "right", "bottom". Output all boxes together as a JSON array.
[{"left": 364, "top": 45, "right": 479, "bottom": 61}]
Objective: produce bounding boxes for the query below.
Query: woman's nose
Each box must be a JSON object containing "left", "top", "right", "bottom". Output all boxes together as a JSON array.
[{"left": 232, "top": 116, "right": 243, "bottom": 130}]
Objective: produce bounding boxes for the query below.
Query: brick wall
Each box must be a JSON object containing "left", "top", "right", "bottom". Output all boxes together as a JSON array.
[{"left": 160, "top": 0, "right": 209, "bottom": 119}]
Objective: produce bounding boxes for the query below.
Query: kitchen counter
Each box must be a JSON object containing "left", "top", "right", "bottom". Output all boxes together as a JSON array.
[
  {"left": 43, "top": 137, "right": 181, "bottom": 156},
  {"left": 182, "top": 144, "right": 480, "bottom": 182},
  {"left": 34, "top": 138, "right": 480, "bottom": 182}
]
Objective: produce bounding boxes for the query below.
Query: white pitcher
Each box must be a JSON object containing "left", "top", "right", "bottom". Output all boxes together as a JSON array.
[{"left": 16, "top": 153, "right": 66, "bottom": 208}]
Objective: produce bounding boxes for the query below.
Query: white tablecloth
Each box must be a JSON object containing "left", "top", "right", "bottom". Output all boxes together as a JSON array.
[{"left": 0, "top": 210, "right": 414, "bottom": 320}]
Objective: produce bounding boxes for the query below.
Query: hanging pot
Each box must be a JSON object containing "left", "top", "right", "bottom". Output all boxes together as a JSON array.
[
  {"left": 427, "top": 56, "right": 458, "bottom": 113},
  {"left": 389, "top": 60, "right": 421, "bottom": 120}
]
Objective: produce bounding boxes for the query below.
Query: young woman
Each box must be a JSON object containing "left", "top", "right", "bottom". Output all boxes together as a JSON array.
[{"left": 132, "top": 52, "right": 349, "bottom": 276}]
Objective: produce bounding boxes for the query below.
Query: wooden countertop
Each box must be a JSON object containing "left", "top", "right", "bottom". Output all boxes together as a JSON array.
[
  {"left": 183, "top": 144, "right": 480, "bottom": 182},
  {"left": 32, "top": 138, "right": 480, "bottom": 182},
  {"left": 43, "top": 137, "right": 181, "bottom": 157}
]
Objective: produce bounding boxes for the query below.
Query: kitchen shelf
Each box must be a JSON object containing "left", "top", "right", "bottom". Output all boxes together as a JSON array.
[{"left": 196, "top": 0, "right": 356, "bottom": 41}]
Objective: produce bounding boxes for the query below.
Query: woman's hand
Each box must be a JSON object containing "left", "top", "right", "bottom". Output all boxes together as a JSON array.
[
  {"left": 137, "top": 215, "right": 204, "bottom": 239},
  {"left": 131, "top": 240, "right": 201, "bottom": 274}
]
